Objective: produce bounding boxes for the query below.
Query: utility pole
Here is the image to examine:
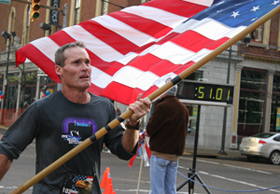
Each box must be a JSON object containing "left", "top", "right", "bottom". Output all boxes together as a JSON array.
[
  {"left": 57, "top": 3, "right": 68, "bottom": 91},
  {"left": 0, "top": 32, "right": 11, "bottom": 124}
]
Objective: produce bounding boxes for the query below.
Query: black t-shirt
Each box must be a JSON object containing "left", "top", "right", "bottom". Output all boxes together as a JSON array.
[{"left": 0, "top": 91, "right": 136, "bottom": 193}]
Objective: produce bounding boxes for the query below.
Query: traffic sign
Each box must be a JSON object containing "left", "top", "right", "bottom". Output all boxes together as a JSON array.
[{"left": 0, "top": 0, "right": 11, "bottom": 4}]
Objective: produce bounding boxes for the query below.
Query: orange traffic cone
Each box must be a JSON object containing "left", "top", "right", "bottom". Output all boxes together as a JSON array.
[
  {"left": 103, "top": 177, "right": 113, "bottom": 194},
  {"left": 100, "top": 167, "right": 110, "bottom": 189}
]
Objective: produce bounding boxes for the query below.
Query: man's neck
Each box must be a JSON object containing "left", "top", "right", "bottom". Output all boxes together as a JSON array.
[{"left": 61, "top": 88, "right": 91, "bottom": 104}]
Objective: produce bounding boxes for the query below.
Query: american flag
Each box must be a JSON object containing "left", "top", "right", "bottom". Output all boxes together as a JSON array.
[
  {"left": 15, "top": 0, "right": 280, "bottom": 105},
  {"left": 128, "top": 131, "right": 151, "bottom": 167}
]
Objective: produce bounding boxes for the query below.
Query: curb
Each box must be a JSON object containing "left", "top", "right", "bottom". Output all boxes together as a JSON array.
[{"left": 183, "top": 151, "right": 246, "bottom": 161}]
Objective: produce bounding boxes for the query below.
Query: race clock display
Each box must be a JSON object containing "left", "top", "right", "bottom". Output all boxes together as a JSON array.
[{"left": 177, "top": 80, "right": 234, "bottom": 104}]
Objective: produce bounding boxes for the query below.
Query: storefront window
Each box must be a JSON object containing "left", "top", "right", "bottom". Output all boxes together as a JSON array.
[
  {"left": 21, "top": 87, "right": 36, "bottom": 109},
  {"left": 24, "top": 71, "right": 37, "bottom": 85},
  {"left": 6, "top": 73, "right": 19, "bottom": 110},
  {"left": 20, "top": 71, "right": 38, "bottom": 109},
  {"left": 238, "top": 69, "right": 267, "bottom": 136},
  {"left": 39, "top": 75, "right": 56, "bottom": 84},
  {"left": 270, "top": 74, "right": 280, "bottom": 132},
  {"left": 240, "top": 70, "right": 266, "bottom": 90},
  {"left": 39, "top": 76, "right": 57, "bottom": 99},
  {"left": 8, "top": 72, "right": 20, "bottom": 83},
  {"left": 0, "top": 74, "right": 3, "bottom": 93}
]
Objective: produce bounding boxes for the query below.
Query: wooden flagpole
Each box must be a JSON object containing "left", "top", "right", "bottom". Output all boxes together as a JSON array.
[
  {"left": 11, "top": 4, "right": 280, "bottom": 194},
  {"left": 136, "top": 140, "right": 146, "bottom": 194}
]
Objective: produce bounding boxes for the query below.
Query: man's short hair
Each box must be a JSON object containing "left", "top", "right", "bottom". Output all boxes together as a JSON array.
[{"left": 55, "top": 41, "right": 86, "bottom": 67}]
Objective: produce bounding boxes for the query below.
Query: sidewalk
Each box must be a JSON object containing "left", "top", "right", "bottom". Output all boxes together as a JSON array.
[{"left": 183, "top": 146, "right": 246, "bottom": 161}]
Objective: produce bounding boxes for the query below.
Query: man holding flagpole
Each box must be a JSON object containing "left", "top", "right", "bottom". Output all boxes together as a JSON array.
[{"left": 0, "top": 42, "right": 151, "bottom": 194}]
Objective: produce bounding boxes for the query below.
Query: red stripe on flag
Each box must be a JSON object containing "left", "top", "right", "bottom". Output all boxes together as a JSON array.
[
  {"left": 128, "top": 144, "right": 142, "bottom": 167},
  {"left": 87, "top": 83, "right": 103, "bottom": 96},
  {"left": 16, "top": 44, "right": 60, "bottom": 83},
  {"left": 49, "top": 30, "right": 76, "bottom": 46},
  {"left": 168, "top": 31, "right": 230, "bottom": 52},
  {"left": 101, "top": 82, "right": 145, "bottom": 104},
  {"left": 108, "top": 11, "right": 173, "bottom": 39},
  {"left": 50, "top": 30, "right": 125, "bottom": 76},
  {"left": 126, "top": 54, "right": 195, "bottom": 75},
  {"left": 15, "top": 52, "right": 26, "bottom": 67},
  {"left": 145, "top": 144, "right": 151, "bottom": 158},
  {"left": 79, "top": 19, "right": 139, "bottom": 55},
  {"left": 144, "top": 0, "right": 209, "bottom": 18}
]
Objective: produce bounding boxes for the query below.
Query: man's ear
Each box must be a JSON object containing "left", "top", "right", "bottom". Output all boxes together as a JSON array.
[{"left": 55, "top": 65, "right": 62, "bottom": 76}]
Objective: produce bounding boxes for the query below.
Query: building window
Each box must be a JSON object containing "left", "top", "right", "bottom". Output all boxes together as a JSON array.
[
  {"left": 252, "top": 25, "right": 264, "bottom": 43},
  {"left": 10, "top": 11, "right": 15, "bottom": 32},
  {"left": 22, "top": 5, "right": 31, "bottom": 45},
  {"left": 102, "top": 0, "right": 108, "bottom": 15},
  {"left": 74, "top": 0, "right": 80, "bottom": 25},
  {"left": 238, "top": 69, "right": 267, "bottom": 136}
]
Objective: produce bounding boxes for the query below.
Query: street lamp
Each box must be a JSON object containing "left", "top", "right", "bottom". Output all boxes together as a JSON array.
[
  {"left": 1, "top": 31, "right": 11, "bottom": 40},
  {"left": 1, "top": 31, "right": 16, "bottom": 124},
  {"left": 40, "top": 22, "right": 51, "bottom": 36}
]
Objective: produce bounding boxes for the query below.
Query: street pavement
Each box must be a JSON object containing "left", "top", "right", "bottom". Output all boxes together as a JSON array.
[{"left": 0, "top": 125, "right": 246, "bottom": 162}]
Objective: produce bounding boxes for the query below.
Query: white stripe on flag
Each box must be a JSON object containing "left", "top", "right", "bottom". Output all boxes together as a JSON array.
[
  {"left": 94, "top": 15, "right": 156, "bottom": 47},
  {"left": 174, "top": 18, "right": 247, "bottom": 40},
  {"left": 117, "top": 52, "right": 139, "bottom": 65},
  {"left": 91, "top": 65, "right": 177, "bottom": 91},
  {"left": 108, "top": 66, "right": 157, "bottom": 90},
  {"left": 30, "top": 37, "right": 58, "bottom": 62},
  {"left": 91, "top": 67, "right": 112, "bottom": 88},
  {"left": 182, "top": 0, "right": 214, "bottom": 7},
  {"left": 122, "top": 6, "right": 187, "bottom": 28},
  {"left": 63, "top": 25, "right": 125, "bottom": 61}
]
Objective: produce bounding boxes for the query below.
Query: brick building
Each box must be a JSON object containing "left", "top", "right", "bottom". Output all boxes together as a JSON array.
[{"left": 0, "top": 0, "right": 146, "bottom": 126}]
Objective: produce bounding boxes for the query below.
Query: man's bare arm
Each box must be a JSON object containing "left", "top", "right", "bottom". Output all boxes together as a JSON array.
[
  {"left": 0, "top": 153, "right": 12, "bottom": 182},
  {"left": 122, "top": 129, "right": 139, "bottom": 153},
  {"left": 121, "top": 93, "right": 151, "bottom": 152}
]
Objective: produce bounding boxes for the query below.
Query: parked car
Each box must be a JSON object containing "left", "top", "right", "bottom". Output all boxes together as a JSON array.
[{"left": 239, "top": 132, "right": 280, "bottom": 165}]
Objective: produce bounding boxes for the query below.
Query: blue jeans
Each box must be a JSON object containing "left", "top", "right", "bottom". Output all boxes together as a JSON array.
[{"left": 150, "top": 154, "right": 178, "bottom": 194}]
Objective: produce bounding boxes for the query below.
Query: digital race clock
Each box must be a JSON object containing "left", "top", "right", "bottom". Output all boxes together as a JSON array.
[{"left": 176, "top": 80, "right": 234, "bottom": 104}]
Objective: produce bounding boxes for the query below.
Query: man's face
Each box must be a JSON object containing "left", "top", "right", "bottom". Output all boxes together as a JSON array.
[{"left": 56, "top": 47, "right": 92, "bottom": 91}]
